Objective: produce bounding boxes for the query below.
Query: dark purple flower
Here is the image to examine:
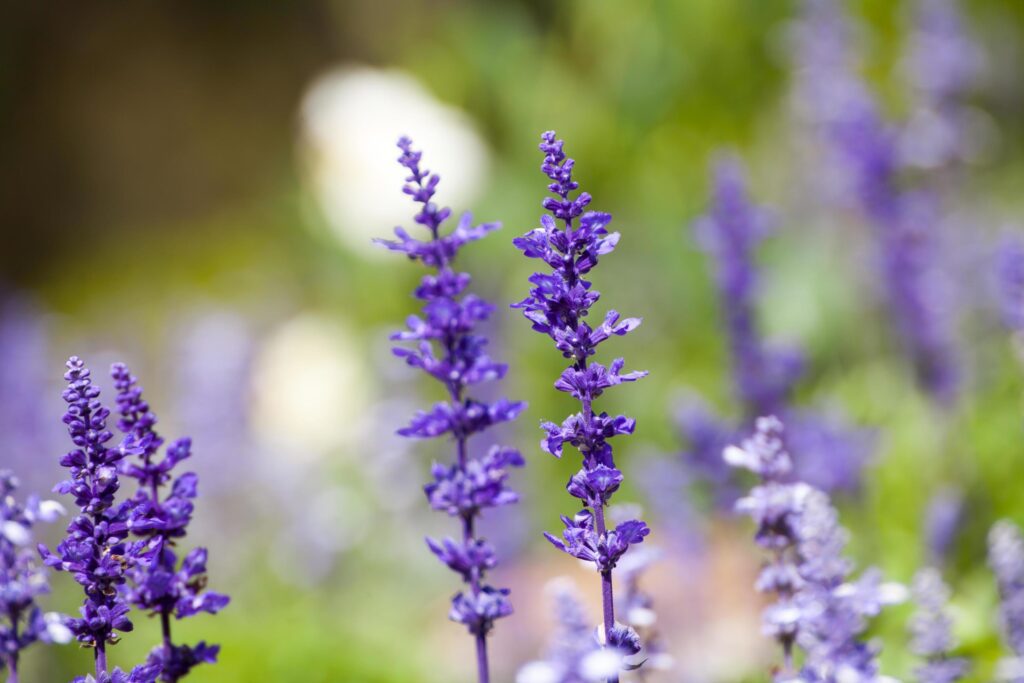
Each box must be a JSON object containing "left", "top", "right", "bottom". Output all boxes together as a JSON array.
[
  {"left": 38, "top": 357, "right": 151, "bottom": 681},
  {"left": 111, "top": 363, "right": 229, "bottom": 682},
  {"left": 71, "top": 663, "right": 161, "bottom": 683},
  {"left": 514, "top": 131, "right": 649, "bottom": 682},
  {"left": 0, "top": 470, "right": 70, "bottom": 679},
  {"left": 909, "top": 568, "right": 969, "bottom": 683},
  {"left": 377, "top": 137, "right": 524, "bottom": 683}
]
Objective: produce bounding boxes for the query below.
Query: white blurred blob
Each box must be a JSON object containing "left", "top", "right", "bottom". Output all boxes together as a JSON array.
[
  {"left": 35, "top": 500, "right": 66, "bottom": 523},
  {"left": 579, "top": 650, "right": 621, "bottom": 681},
  {"left": 299, "top": 66, "right": 490, "bottom": 256},
  {"left": 44, "top": 613, "right": 73, "bottom": 644},
  {"left": 251, "top": 313, "right": 370, "bottom": 458},
  {"left": 515, "top": 662, "right": 560, "bottom": 683},
  {"left": 1, "top": 521, "right": 30, "bottom": 546}
]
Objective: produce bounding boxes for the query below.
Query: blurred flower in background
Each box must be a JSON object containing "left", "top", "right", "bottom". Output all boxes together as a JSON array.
[{"left": 299, "top": 67, "right": 490, "bottom": 256}]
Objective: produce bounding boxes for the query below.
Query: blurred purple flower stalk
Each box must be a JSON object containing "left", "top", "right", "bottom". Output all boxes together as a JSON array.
[
  {"left": 0, "top": 470, "right": 69, "bottom": 682},
  {"left": 513, "top": 131, "right": 650, "bottom": 681},
  {"left": 792, "top": 0, "right": 962, "bottom": 407},
  {"left": 682, "top": 158, "right": 872, "bottom": 502},
  {"left": 377, "top": 136, "right": 526, "bottom": 683},
  {"left": 726, "top": 416, "right": 905, "bottom": 681}
]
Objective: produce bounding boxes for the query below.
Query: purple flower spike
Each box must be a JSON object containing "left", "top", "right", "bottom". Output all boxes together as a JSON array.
[
  {"left": 988, "top": 521, "right": 1024, "bottom": 681},
  {"left": 38, "top": 357, "right": 152, "bottom": 681},
  {"left": 909, "top": 568, "right": 969, "bottom": 683},
  {"left": 689, "top": 156, "right": 873, "bottom": 499},
  {"left": 0, "top": 470, "right": 70, "bottom": 680},
  {"left": 377, "top": 137, "right": 524, "bottom": 683},
  {"left": 793, "top": 0, "right": 962, "bottom": 408},
  {"left": 514, "top": 131, "right": 649, "bottom": 683},
  {"left": 111, "top": 363, "right": 229, "bottom": 682},
  {"left": 726, "top": 417, "right": 904, "bottom": 681}
]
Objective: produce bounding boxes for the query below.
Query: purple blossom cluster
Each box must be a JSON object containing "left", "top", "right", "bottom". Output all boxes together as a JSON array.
[
  {"left": 37, "top": 357, "right": 225, "bottom": 683},
  {"left": 516, "top": 580, "right": 601, "bottom": 683},
  {"left": 377, "top": 137, "right": 525, "bottom": 683},
  {"left": 38, "top": 357, "right": 158, "bottom": 683},
  {"left": 726, "top": 416, "right": 905, "bottom": 681},
  {"left": 514, "top": 131, "right": 649, "bottom": 681},
  {"left": 681, "top": 158, "right": 872, "bottom": 501},
  {"left": 792, "top": 0, "right": 962, "bottom": 408},
  {"left": 111, "top": 364, "right": 229, "bottom": 682},
  {"left": 909, "top": 568, "right": 968, "bottom": 683},
  {"left": 988, "top": 521, "right": 1024, "bottom": 682},
  {"left": 0, "top": 470, "right": 69, "bottom": 682}
]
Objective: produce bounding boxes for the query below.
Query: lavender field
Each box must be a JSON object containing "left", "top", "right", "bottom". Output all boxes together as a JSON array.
[{"left": 1, "top": 0, "right": 1023, "bottom": 681}]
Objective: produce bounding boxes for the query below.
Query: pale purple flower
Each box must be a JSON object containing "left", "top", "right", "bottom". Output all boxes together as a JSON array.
[
  {"left": 724, "top": 417, "right": 808, "bottom": 675},
  {"left": 0, "top": 470, "right": 69, "bottom": 681},
  {"left": 988, "top": 520, "right": 1024, "bottom": 681},
  {"left": 909, "top": 568, "right": 969, "bottom": 683}
]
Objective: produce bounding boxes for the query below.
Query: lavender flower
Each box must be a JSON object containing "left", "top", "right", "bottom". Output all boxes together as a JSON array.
[
  {"left": 689, "top": 158, "right": 873, "bottom": 498},
  {"left": 901, "top": 0, "right": 983, "bottom": 170},
  {"left": 514, "top": 131, "right": 649, "bottom": 681},
  {"left": 694, "top": 158, "right": 798, "bottom": 419},
  {"left": 726, "top": 417, "right": 904, "bottom": 682},
  {"left": 111, "top": 363, "right": 229, "bottom": 682},
  {"left": 794, "top": 489, "right": 905, "bottom": 683},
  {"left": 909, "top": 568, "right": 969, "bottom": 683},
  {"left": 1, "top": 470, "right": 69, "bottom": 681},
  {"left": 792, "top": 0, "right": 961, "bottom": 407},
  {"left": 988, "top": 520, "right": 1024, "bottom": 682},
  {"left": 724, "top": 416, "right": 809, "bottom": 675},
  {"left": 37, "top": 357, "right": 153, "bottom": 682},
  {"left": 377, "top": 137, "right": 525, "bottom": 683},
  {"left": 516, "top": 579, "right": 601, "bottom": 683}
]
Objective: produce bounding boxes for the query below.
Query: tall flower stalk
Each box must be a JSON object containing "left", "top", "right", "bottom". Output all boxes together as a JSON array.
[
  {"left": 909, "top": 568, "right": 969, "bottom": 683},
  {"left": 514, "top": 131, "right": 650, "bottom": 681},
  {"left": 377, "top": 137, "right": 525, "bottom": 683},
  {"left": 683, "top": 158, "right": 872, "bottom": 500},
  {"left": 792, "top": 0, "right": 961, "bottom": 407},
  {"left": 726, "top": 416, "right": 904, "bottom": 681},
  {"left": 38, "top": 357, "right": 158, "bottom": 683},
  {"left": 1, "top": 470, "right": 69, "bottom": 682},
  {"left": 111, "top": 364, "right": 229, "bottom": 682}
]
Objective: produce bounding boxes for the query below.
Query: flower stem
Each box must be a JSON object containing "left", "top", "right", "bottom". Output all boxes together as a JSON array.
[
  {"left": 96, "top": 642, "right": 107, "bottom": 679},
  {"left": 593, "top": 503, "right": 620, "bottom": 683}
]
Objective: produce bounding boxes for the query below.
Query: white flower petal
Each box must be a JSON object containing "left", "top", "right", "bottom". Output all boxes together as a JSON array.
[{"left": 1, "top": 521, "right": 30, "bottom": 546}]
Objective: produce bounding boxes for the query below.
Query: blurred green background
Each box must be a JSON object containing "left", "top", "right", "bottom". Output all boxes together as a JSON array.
[{"left": 2, "top": 0, "right": 1023, "bottom": 681}]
